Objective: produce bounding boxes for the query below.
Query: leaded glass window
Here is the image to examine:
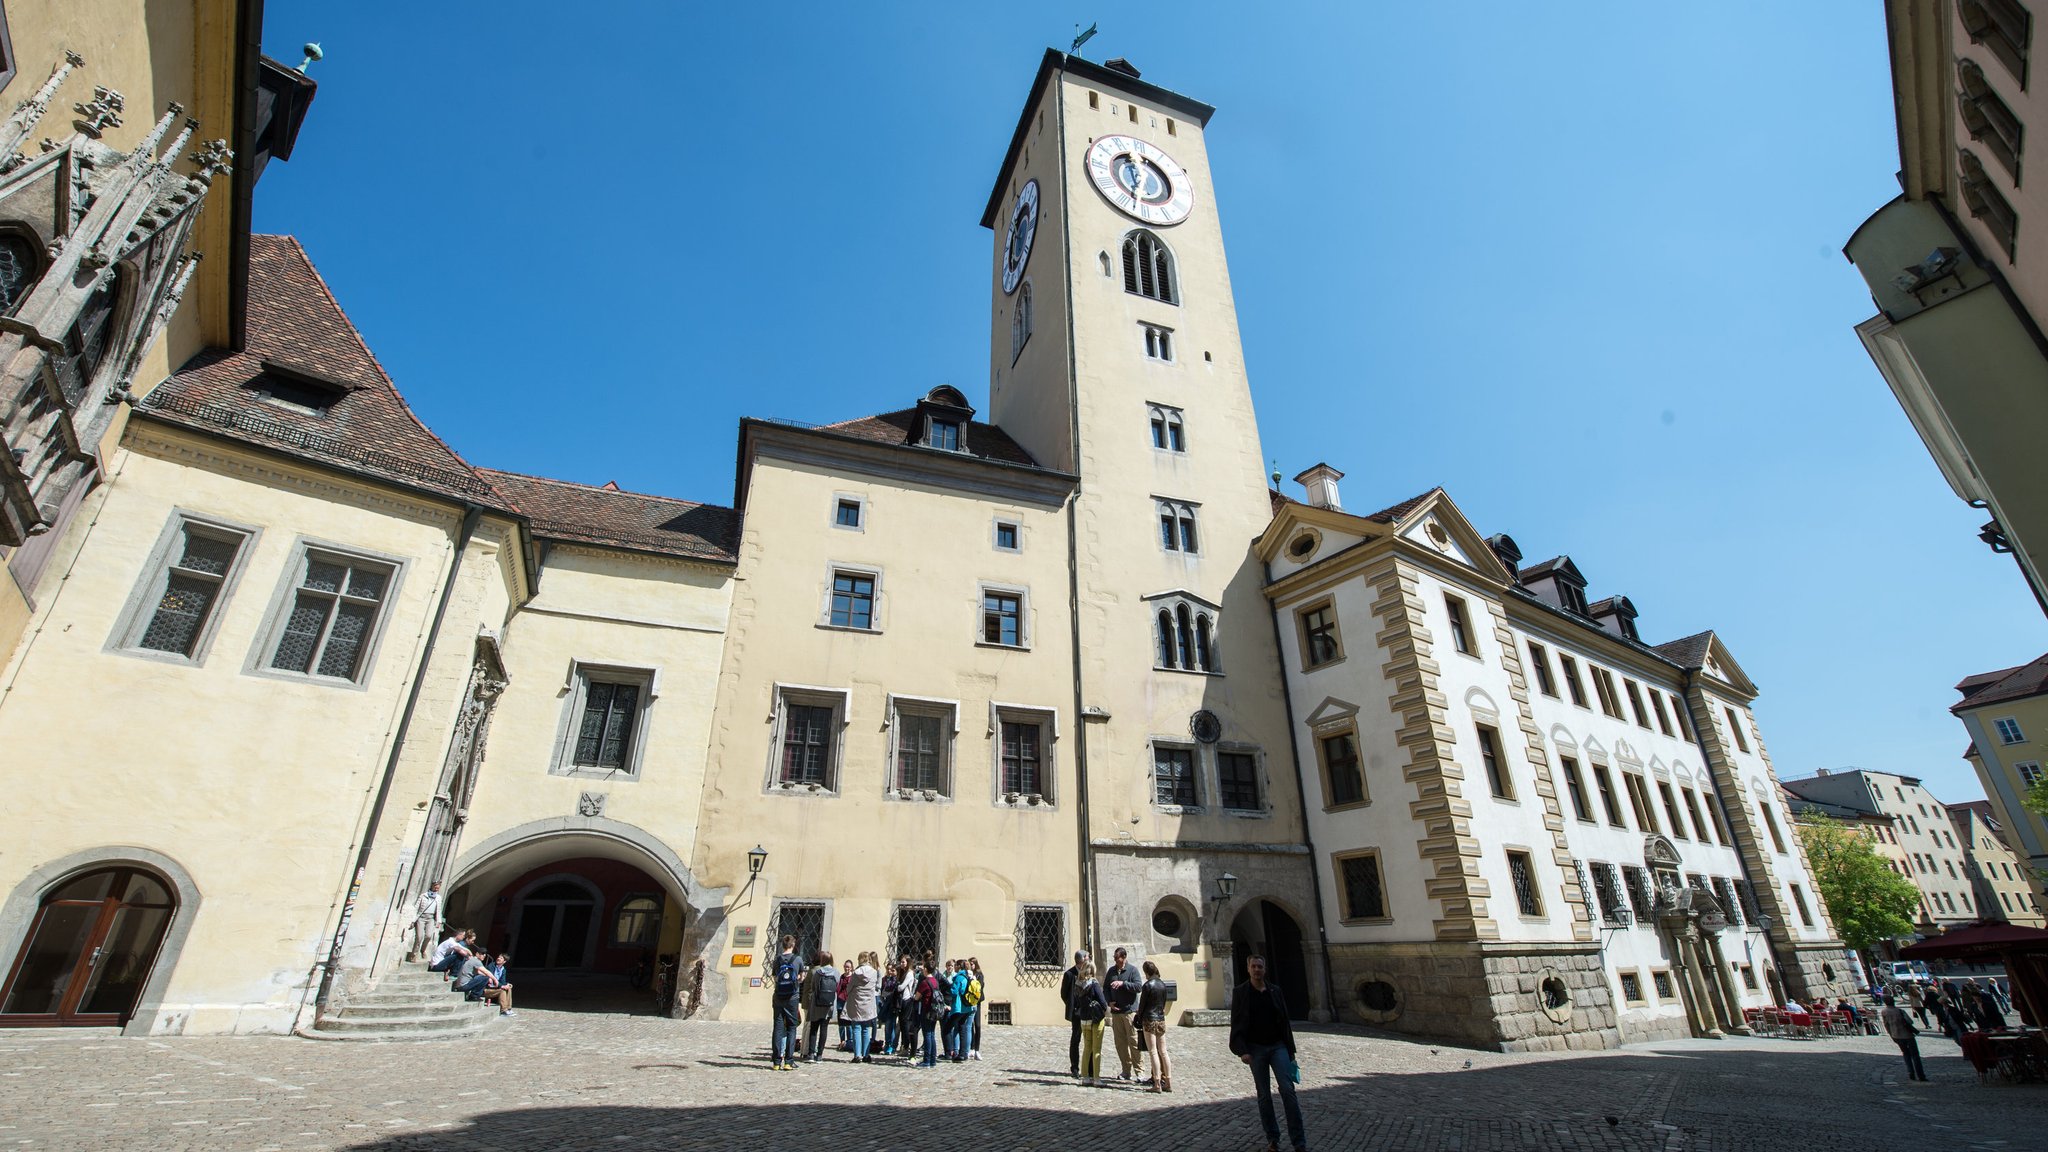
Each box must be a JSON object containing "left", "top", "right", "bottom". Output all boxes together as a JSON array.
[
  {"left": 573, "top": 679, "right": 640, "bottom": 770},
  {"left": 1217, "top": 751, "right": 1260, "bottom": 811},
  {"left": 1000, "top": 719, "right": 1043, "bottom": 797},
  {"left": 1340, "top": 853, "right": 1385, "bottom": 920},
  {"left": 1154, "top": 746, "right": 1197, "bottom": 806},
  {"left": 895, "top": 709, "right": 947, "bottom": 793},
  {"left": 269, "top": 552, "right": 392, "bottom": 681},
  {"left": 0, "top": 233, "right": 39, "bottom": 316},
  {"left": 779, "top": 703, "right": 836, "bottom": 787},
  {"left": 137, "top": 525, "right": 242, "bottom": 657}
]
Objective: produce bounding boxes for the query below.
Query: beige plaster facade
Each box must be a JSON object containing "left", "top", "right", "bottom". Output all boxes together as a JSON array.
[
  {"left": 1953, "top": 659, "right": 2048, "bottom": 910},
  {"left": 1952, "top": 802, "right": 2045, "bottom": 927}
]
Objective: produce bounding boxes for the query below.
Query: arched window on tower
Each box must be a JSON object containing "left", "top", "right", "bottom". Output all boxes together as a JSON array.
[
  {"left": 0, "top": 233, "right": 42, "bottom": 316},
  {"left": 1149, "top": 592, "right": 1218, "bottom": 673},
  {"left": 1011, "top": 281, "right": 1033, "bottom": 363},
  {"left": 1122, "top": 230, "right": 1177, "bottom": 304}
]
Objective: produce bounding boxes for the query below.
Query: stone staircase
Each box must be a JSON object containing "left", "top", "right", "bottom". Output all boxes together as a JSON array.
[{"left": 303, "top": 960, "right": 503, "bottom": 1041}]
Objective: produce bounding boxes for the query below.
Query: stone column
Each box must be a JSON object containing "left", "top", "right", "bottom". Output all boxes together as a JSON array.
[
  {"left": 1702, "top": 931, "right": 1749, "bottom": 1033},
  {"left": 1669, "top": 923, "right": 1721, "bottom": 1038}
]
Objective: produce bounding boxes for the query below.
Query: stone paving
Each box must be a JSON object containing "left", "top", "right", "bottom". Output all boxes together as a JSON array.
[{"left": 1, "top": 1009, "right": 2042, "bottom": 1151}]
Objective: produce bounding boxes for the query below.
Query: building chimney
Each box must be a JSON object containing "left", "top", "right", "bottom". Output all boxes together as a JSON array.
[
  {"left": 1293, "top": 463, "right": 1344, "bottom": 511},
  {"left": 1816, "top": 768, "right": 1831, "bottom": 776}
]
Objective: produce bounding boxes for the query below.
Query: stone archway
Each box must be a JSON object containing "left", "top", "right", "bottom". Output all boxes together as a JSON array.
[
  {"left": 1229, "top": 899, "right": 1312, "bottom": 1020},
  {"left": 446, "top": 816, "right": 725, "bottom": 1016}
]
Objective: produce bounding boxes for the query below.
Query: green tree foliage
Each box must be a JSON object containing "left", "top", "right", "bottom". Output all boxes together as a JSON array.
[
  {"left": 1796, "top": 814, "right": 1922, "bottom": 951},
  {"left": 2024, "top": 776, "right": 2048, "bottom": 821}
]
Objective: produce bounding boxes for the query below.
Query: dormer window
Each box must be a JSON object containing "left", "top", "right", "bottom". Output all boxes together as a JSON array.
[
  {"left": 1559, "top": 580, "right": 1588, "bottom": 615},
  {"left": 928, "top": 419, "right": 963, "bottom": 452}
]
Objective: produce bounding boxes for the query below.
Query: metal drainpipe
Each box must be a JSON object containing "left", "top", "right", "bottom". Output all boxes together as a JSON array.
[
  {"left": 1677, "top": 669, "right": 1791, "bottom": 988},
  {"left": 312, "top": 505, "right": 482, "bottom": 1015},
  {"left": 1266, "top": 555, "right": 1337, "bottom": 1020}
]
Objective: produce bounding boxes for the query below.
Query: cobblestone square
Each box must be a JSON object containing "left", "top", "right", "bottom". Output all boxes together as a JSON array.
[{"left": 3, "top": 1009, "right": 2043, "bottom": 1151}]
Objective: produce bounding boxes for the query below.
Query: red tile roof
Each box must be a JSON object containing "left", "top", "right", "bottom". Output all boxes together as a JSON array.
[
  {"left": 479, "top": 469, "right": 737, "bottom": 565},
  {"left": 1952, "top": 653, "right": 2048, "bottom": 712},
  {"left": 1361, "top": 489, "right": 1439, "bottom": 524},
  {"left": 819, "top": 409, "right": 1041, "bottom": 468},
  {"left": 1654, "top": 631, "right": 1715, "bottom": 669},
  {"left": 137, "top": 235, "right": 502, "bottom": 506}
]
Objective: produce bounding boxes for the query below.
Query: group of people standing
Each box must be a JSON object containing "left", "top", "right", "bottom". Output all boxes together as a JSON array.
[
  {"left": 766, "top": 937, "right": 988, "bottom": 1070},
  {"left": 1877, "top": 977, "right": 2013, "bottom": 1083},
  {"left": 1059, "top": 946, "right": 1174, "bottom": 1090}
]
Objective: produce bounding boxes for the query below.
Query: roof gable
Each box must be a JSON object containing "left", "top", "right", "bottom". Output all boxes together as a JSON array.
[{"left": 1378, "top": 488, "right": 1516, "bottom": 585}]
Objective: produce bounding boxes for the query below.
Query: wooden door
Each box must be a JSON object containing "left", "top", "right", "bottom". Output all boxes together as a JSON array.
[{"left": 0, "top": 868, "right": 175, "bottom": 1027}]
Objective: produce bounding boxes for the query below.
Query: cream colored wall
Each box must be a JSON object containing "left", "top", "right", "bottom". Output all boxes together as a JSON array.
[
  {"left": 988, "top": 80, "right": 1074, "bottom": 475},
  {"left": 450, "top": 544, "right": 732, "bottom": 906},
  {"left": 1947, "top": 18, "right": 2048, "bottom": 329},
  {"left": 1959, "top": 811, "right": 2044, "bottom": 926},
  {"left": 1961, "top": 694, "right": 2048, "bottom": 883},
  {"left": 0, "top": 425, "right": 485, "bottom": 1033},
  {"left": 692, "top": 447, "right": 1078, "bottom": 1024}
]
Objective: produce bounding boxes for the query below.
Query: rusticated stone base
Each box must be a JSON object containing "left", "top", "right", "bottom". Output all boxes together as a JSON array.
[
  {"left": 1327, "top": 939, "right": 1620, "bottom": 1052},
  {"left": 1782, "top": 941, "right": 1860, "bottom": 1003}
]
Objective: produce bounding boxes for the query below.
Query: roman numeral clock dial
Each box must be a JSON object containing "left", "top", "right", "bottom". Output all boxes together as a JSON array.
[
  {"left": 1085, "top": 135, "right": 1195, "bottom": 227},
  {"left": 1002, "top": 179, "right": 1040, "bottom": 295}
]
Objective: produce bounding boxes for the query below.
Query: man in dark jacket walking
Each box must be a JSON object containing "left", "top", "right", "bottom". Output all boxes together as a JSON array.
[
  {"left": 1229, "top": 954, "right": 1307, "bottom": 1152},
  {"left": 1059, "top": 949, "right": 1086, "bottom": 1076},
  {"left": 1881, "top": 1000, "right": 1929, "bottom": 1081}
]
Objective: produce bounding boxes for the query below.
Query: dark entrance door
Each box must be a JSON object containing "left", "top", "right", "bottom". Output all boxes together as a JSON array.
[
  {"left": 511, "top": 881, "right": 596, "bottom": 969},
  {"left": 0, "top": 867, "right": 176, "bottom": 1027},
  {"left": 1228, "top": 899, "right": 1311, "bottom": 1020}
]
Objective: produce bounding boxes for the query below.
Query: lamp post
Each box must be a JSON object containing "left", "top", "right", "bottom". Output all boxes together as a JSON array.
[
  {"left": 1216, "top": 872, "right": 1238, "bottom": 902},
  {"left": 748, "top": 845, "right": 768, "bottom": 877}
]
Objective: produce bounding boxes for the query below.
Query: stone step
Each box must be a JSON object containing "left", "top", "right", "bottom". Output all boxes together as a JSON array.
[
  {"left": 332, "top": 1000, "right": 489, "bottom": 1020},
  {"left": 312, "top": 1012, "right": 493, "bottom": 1035},
  {"left": 343, "top": 991, "right": 473, "bottom": 1008},
  {"left": 302, "top": 1015, "right": 502, "bottom": 1043}
]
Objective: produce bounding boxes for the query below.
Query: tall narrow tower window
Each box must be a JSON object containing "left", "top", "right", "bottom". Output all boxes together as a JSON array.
[
  {"left": 1156, "top": 500, "right": 1199, "bottom": 553},
  {"left": 1143, "top": 324, "right": 1174, "bottom": 362},
  {"left": 1148, "top": 404, "right": 1186, "bottom": 451},
  {"left": 1011, "top": 281, "right": 1033, "bottom": 363},
  {"left": 1122, "top": 231, "right": 1178, "bottom": 303},
  {"left": 1152, "top": 594, "right": 1218, "bottom": 673}
]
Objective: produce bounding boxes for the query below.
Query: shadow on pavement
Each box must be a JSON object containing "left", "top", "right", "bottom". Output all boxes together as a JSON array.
[{"left": 337, "top": 1044, "right": 2040, "bottom": 1151}]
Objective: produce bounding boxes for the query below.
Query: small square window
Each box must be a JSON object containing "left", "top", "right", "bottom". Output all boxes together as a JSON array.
[
  {"left": 1336, "top": 851, "right": 1387, "bottom": 921},
  {"left": 1143, "top": 323, "right": 1174, "bottom": 362},
  {"left": 834, "top": 498, "right": 864, "bottom": 530},
  {"left": 928, "top": 420, "right": 963, "bottom": 452},
  {"left": 993, "top": 521, "right": 1021, "bottom": 552},
  {"left": 1154, "top": 744, "right": 1198, "bottom": 807},
  {"left": 828, "top": 570, "right": 876, "bottom": 630},
  {"left": 1651, "top": 970, "right": 1674, "bottom": 1000},
  {"left": 1619, "top": 971, "right": 1644, "bottom": 1004},
  {"left": 1218, "top": 750, "right": 1261, "bottom": 811}
]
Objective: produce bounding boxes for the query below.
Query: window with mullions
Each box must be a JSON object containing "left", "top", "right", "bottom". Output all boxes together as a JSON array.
[
  {"left": 1623, "top": 773, "right": 1660, "bottom": 833},
  {"left": 1996, "top": 716, "right": 2027, "bottom": 744},
  {"left": 115, "top": 516, "right": 254, "bottom": 662},
  {"left": 1591, "top": 762, "right": 1627, "bottom": 827},
  {"left": 1122, "top": 230, "right": 1177, "bottom": 303},
  {"left": 1154, "top": 745, "right": 1199, "bottom": 807},
  {"left": 928, "top": 420, "right": 963, "bottom": 452},
  {"left": 1154, "top": 599, "right": 1216, "bottom": 673},
  {"left": 265, "top": 548, "right": 398, "bottom": 684},
  {"left": 1475, "top": 724, "right": 1514, "bottom": 800},
  {"left": 613, "top": 894, "right": 662, "bottom": 946},
  {"left": 1525, "top": 641, "right": 1557, "bottom": 696},
  {"left": 1217, "top": 750, "right": 1261, "bottom": 811},
  {"left": 1559, "top": 755, "right": 1593, "bottom": 822},
  {"left": 1000, "top": 717, "right": 1048, "bottom": 800},
  {"left": 982, "top": 589, "right": 1025, "bottom": 647},
  {"left": 1590, "top": 667, "right": 1623, "bottom": 718},
  {"left": 0, "top": 231, "right": 41, "bottom": 316},
  {"left": 574, "top": 679, "right": 640, "bottom": 770},
  {"left": 1299, "top": 602, "right": 1341, "bottom": 668},
  {"left": 1157, "top": 500, "right": 1199, "bottom": 553},
  {"left": 828, "top": 570, "right": 876, "bottom": 629},
  {"left": 774, "top": 691, "right": 843, "bottom": 790},
  {"left": 1148, "top": 404, "right": 1186, "bottom": 452},
  {"left": 1590, "top": 862, "right": 1627, "bottom": 923},
  {"left": 1142, "top": 323, "right": 1174, "bottom": 362},
  {"left": 891, "top": 702, "right": 952, "bottom": 795}
]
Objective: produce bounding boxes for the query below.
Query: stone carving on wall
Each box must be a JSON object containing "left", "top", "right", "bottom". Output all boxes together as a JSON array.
[{"left": 578, "top": 792, "right": 607, "bottom": 818}]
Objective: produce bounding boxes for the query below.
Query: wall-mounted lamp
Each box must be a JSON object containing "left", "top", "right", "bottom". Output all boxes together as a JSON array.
[
  {"left": 1215, "top": 872, "right": 1238, "bottom": 902},
  {"left": 748, "top": 845, "right": 769, "bottom": 877}
]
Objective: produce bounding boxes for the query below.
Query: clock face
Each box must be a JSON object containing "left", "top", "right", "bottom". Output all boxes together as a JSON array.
[
  {"left": 1002, "top": 179, "right": 1039, "bottom": 295},
  {"left": 1085, "top": 135, "right": 1194, "bottom": 226}
]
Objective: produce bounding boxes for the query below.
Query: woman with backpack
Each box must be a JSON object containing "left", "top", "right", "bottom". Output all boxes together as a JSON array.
[
  {"left": 847, "top": 951, "right": 881, "bottom": 1062},
  {"left": 914, "top": 962, "right": 946, "bottom": 1068},
  {"left": 967, "top": 957, "right": 987, "bottom": 1061},
  {"left": 1068, "top": 957, "right": 1110, "bottom": 1086},
  {"left": 802, "top": 951, "right": 838, "bottom": 1063},
  {"left": 1136, "top": 960, "right": 1172, "bottom": 1092},
  {"left": 946, "top": 959, "right": 973, "bottom": 1062}
]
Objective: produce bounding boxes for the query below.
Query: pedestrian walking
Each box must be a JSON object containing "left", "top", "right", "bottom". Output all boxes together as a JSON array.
[
  {"left": 802, "top": 950, "right": 838, "bottom": 1063},
  {"left": 410, "top": 881, "right": 442, "bottom": 961},
  {"left": 1105, "top": 946, "right": 1143, "bottom": 1081},
  {"left": 1972, "top": 982, "right": 2004, "bottom": 1032},
  {"left": 769, "top": 935, "right": 804, "bottom": 1070},
  {"left": 848, "top": 951, "right": 881, "bottom": 1062},
  {"left": 1230, "top": 953, "right": 1308, "bottom": 1152},
  {"left": 1907, "top": 982, "right": 1927, "bottom": 1027},
  {"left": 1068, "top": 957, "right": 1109, "bottom": 1086},
  {"left": 1060, "top": 949, "right": 1086, "bottom": 1076},
  {"left": 1136, "top": 960, "right": 1172, "bottom": 1092},
  {"left": 1881, "top": 1000, "right": 1929, "bottom": 1081}
]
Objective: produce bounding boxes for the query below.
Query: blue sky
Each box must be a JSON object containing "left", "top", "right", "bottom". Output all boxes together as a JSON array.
[{"left": 255, "top": 1, "right": 2048, "bottom": 804}]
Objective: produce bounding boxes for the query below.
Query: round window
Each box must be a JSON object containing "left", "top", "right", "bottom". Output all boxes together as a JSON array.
[
  {"left": 1541, "top": 976, "right": 1570, "bottom": 1011},
  {"left": 1358, "top": 979, "right": 1398, "bottom": 1013},
  {"left": 1288, "top": 533, "right": 1316, "bottom": 558},
  {"left": 1152, "top": 908, "right": 1183, "bottom": 938}
]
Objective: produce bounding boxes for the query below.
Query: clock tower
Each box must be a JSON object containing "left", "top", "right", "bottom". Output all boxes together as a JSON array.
[{"left": 982, "top": 51, "right": 1323, "bottom": 1017}]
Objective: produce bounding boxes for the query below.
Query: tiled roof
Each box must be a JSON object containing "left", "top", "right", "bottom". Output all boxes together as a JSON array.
[
  {"left": 1952, "top": 654, "right": 2048, "bottom": 711},
  {"left": 479, "top": 469, "right": 738, "bottom": 565},
  {"left": 138, "top": 235, "right": 501, "bottom": 506},
  {"left": 1654, "top": 631, "right": 1715, "bottom": 669},
  {"left": 819, "top": 409, "right": 1041, "bottom": 468},
  {"left": 1361, "top": 489, "right": 1437, "bottom": 524}
]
